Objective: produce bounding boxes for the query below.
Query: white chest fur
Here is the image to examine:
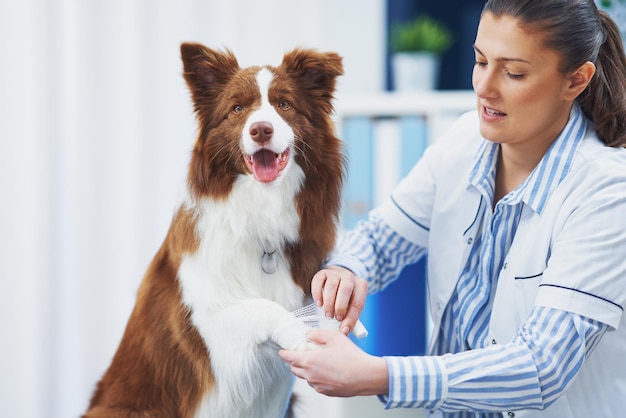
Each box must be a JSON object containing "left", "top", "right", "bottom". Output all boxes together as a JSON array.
[{"left": 178, "top": 168, "right": 309, "bottom": 417}]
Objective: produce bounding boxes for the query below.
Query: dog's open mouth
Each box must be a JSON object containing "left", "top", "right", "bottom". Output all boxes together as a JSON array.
[{"left": 245, "top": 149, "right": 290, "bottom": 183}]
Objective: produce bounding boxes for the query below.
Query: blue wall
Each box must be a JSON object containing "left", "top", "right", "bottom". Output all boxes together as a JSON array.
[
  {"left": 342, "top": 116, "right": 429, "bottom": 356},
  {"left": 386, "top": 0, "right": 485, "bottom": 90}
]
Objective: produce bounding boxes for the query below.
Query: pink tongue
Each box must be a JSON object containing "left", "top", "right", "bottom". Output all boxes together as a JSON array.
[{"left": 252, "top": 149, "right": 279, "bottom": 182}]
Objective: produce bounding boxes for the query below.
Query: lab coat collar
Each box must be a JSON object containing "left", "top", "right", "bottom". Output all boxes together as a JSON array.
[{"left": 467, "top": 105, "right": 587, "bottom": 215}]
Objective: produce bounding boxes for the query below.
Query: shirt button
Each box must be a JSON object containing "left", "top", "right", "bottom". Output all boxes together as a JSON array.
[
  {"left": 466, "top": 237, "right": 473, "bottom": 245},
  {"left": 491, "top": 339, "right": 497, "bottom": 345},
  {"left": 507, "top": 412, "right": 515, "bottom": 417},
  {"left": 502, "top": 262, "right": 508, "bottom": 270}
]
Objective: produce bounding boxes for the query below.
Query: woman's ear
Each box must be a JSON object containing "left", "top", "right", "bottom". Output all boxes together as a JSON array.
[{"left": 565, "top": 61, "right": 596, "bottom": 100}]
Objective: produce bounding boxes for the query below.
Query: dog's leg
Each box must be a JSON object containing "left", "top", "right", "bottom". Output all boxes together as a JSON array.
[
  {"left": 196, "top": 298, "right": 319, "bottom": 354},
  {"left": 225, "top": 298, "right": 320, "bottom": 351},
  {"left": 188, "top": 298, "right": 316, "bottom": 417},
  {"left": 271, "top": 310, "right": 322, "bottom": 351}
]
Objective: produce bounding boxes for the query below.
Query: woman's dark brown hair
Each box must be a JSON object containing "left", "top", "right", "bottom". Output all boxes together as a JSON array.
[{"left": 483, "top": 0, "right": 626, "bottom": 147}]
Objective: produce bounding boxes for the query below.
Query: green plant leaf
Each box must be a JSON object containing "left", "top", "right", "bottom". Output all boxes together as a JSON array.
[{"left": 390, "top": 16, "right": 453, "bottom": 54}]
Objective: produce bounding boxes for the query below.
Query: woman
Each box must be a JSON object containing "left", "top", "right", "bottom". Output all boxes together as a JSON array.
[{"left": 279, "top": 0, "right": 626, "bottom": 416}]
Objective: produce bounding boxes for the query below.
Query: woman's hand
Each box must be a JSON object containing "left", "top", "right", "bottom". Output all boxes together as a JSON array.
[
  {"left": 311, "top": 266, "right": 368, "bottom": 335},
  {"left": 279, "top": 329, "right": 388, "bottom": 397}
]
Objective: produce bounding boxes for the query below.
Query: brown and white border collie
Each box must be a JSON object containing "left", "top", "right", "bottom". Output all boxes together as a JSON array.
[{"left": 83, "top": 43, "right": 344, "bottom": 418}]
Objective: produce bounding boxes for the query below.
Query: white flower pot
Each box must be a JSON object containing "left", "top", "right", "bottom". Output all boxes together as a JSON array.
[{"left": 392, "top": 52, "right": 440, "bottom": 91}]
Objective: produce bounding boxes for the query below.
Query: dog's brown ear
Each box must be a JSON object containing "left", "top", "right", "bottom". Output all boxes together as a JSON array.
[
  {"left": 180, "top": 43, "right": 239, "bottom": 99},
  {"left": 280, "top": 49, "right": 344, "bottom": 95}
]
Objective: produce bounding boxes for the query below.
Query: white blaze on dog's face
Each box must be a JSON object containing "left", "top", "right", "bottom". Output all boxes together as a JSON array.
[
  {"left": 242, "top": 69, "right": 293, "bottom": 183},
  {"left": 181, "top": 44, "right": 343, "bottom": 203}
]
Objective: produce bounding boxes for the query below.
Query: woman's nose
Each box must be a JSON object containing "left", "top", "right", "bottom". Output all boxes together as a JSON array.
[{"left": 473, "top": 67, "right": 497, "bottom": 98}]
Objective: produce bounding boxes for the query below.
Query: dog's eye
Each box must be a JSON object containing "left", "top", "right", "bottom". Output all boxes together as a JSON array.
[
  {"left": 278, "top": 101, "right": 291, "bottom": 110},
  {"left": 233, "top": 105, "right": 243, "bottom": 114}
]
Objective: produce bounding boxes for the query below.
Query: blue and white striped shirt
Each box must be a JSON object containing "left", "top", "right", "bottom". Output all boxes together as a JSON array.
[{"left": 329, "top": 106, "right": 609, "bottom": 415}]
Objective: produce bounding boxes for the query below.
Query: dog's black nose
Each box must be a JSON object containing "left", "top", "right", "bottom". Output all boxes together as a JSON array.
[{"left": 249, "top": 121, "right": 273, "bottom": 144}]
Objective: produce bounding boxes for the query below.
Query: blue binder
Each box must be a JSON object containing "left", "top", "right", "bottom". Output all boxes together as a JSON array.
[{"left": 342, "top": 116, "right": 428, "bottom": 356}]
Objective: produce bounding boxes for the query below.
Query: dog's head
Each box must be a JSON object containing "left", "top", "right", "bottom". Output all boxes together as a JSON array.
[{"left": 181, "top": 43, "right": 343, "bottom": 199}]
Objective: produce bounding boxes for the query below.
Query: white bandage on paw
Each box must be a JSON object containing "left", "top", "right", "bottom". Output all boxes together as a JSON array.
[{"left": 291, "top": 303, "right": 368, "bottom": 339}]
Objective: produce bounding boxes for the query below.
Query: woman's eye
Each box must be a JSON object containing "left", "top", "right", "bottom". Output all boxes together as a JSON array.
[
  {"left": 474, "top": 60, "right": 487, "bottom": 68},
  {"left": 278, "top": 100, "right": 291, "bottom": 110},
  {"left": 233, "top": 105, "right": 243, "bottom": 114},
  {"left": 505, "top": 70, "right": 524, "bottom": 80}
]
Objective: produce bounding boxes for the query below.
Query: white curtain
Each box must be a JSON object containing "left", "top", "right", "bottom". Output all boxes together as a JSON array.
[{"left": 0, "top": 1, "right": 384, "bottom": 417}]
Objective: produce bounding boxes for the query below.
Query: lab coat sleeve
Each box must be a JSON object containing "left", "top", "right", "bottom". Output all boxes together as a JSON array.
[
  {"left": 535, "top": 156, "right": 626, "bottom": 330},
  {"left": 381, "top": 306, "right": 607, "bottom": 412},
  {"left": 379, "top": 110, "right": 480, "bottom": 249},
  {"left": 326, "top": 210, "right": 427, "bottom": 293}
]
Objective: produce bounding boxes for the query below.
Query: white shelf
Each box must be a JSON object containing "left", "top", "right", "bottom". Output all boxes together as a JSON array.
[{"left": 335, "top": 90, "right": 476, "bottom": 118}]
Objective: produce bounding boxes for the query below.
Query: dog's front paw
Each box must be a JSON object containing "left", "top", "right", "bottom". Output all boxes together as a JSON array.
[{"left": 273, "top": 315, "right": 321, "bottom": 351}]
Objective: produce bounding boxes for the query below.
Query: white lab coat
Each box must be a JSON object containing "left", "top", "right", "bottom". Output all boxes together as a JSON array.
[{"left": 381, "top": 111, "right": 626, "bottom": 416}]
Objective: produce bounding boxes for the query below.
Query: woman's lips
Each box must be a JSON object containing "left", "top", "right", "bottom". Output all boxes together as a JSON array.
[{"left": 481, "top": 105, "right": 507, "bottom": 121}]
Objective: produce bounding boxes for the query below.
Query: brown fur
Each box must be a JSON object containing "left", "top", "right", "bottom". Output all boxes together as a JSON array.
[
  {"left": 84, "top": 43, "right": 344, "bottom": 417},
  {"left": 85, "top": 208, "right": 212, "bottom": 417}
]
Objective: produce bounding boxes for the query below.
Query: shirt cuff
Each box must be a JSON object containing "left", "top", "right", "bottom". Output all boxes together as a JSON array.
[
  {"left": 324, "top": 254, "right": 369, "bottom": 280},
  {"left": 382, "top": 355, "right": 448, "bottom": 410}
]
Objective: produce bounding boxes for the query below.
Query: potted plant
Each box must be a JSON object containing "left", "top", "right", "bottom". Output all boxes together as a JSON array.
[{"left": 390, "top": 15, "right": 453, "bottom": 91}]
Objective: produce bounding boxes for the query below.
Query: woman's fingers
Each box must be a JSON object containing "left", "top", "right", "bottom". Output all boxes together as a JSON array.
[
  {"left": 321, "top": 273, "right": 341, "bottom": 319},
  {"left": 280, "top": 330, "right": 387, "bottom": 397},
  {"left": 310, "top": 269, "right": 327, "bottom": 308},
  {"left": 340, "top": 278, "right": 368, "bottom": 334},
  {"left": 310, "top": 266, "right": 368, "bottom": 333}
]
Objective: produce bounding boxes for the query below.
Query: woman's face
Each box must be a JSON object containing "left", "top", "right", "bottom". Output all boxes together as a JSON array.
[{"left": 472, "top": 12, "right": 574, "bottom": 149}]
